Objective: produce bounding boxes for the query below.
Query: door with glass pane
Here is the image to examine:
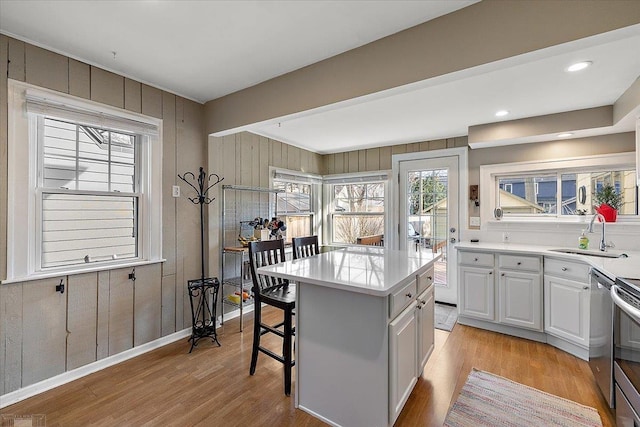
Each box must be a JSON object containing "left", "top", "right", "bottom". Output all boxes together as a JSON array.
[{"left": 399, "top": 157, "right": 458, "bottom": 303}]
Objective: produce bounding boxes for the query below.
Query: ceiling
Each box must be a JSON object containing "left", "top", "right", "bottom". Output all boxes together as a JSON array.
[{"left": 1, "top": 1, "right": 639, "bottom": 154}]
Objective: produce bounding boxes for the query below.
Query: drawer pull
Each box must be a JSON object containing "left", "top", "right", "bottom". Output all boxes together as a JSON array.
[
  {"left": 517, "top": 262, "right": 522, "bottom": 265},
  {"left": 427, "top": 276, "right": 432, "bottom": 281},
  {"left": 583, "top": 286, "right": 589, "bottom": 290},
  {"left": 562, "top": 267, "right": 568, "bottom": 271},
  {"left": 501, "top": 273, "right": 505, "bottom": 277},
  {"left": 474, "top": 257, "right": 479, "bottom": 261},
  {"left": 489, "top": 271, "right": 493, "bottom": 275},
  {"left": 406, "top": 293, "right": 413, "bottom": 298},
  {"left": 417, "top": 305, "right": 422, "bottom": 310}
]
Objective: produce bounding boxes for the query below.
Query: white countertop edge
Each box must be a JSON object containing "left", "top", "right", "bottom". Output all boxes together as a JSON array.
[
  {"left": 455, "top": 242, "right": 638, "bottom": 280},
  {"left": 257, "top": 252, "right": 440, "bottom": 297}
]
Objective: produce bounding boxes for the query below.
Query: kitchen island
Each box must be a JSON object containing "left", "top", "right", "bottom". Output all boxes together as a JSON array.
[{"left": 258, "top": 247, "right": 440, "bottom": 427}]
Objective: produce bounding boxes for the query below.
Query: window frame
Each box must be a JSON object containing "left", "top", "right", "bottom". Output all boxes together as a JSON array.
[
  {"left": 270, "top": 168, "right": 322, "bottom": 244},
  {"left": 323, "top": 171, "right": 390, "bottom": 246},
  {"left": 480, "top": 151, "right": 638, "bottom": 224},
  {"left": 6, "top": 80, "right": 163, "bottom": 283}
]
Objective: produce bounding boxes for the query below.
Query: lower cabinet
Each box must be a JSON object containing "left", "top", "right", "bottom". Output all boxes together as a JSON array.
[
  {"left": 543, "top": 257, "right": 590, "bottom": 348},
  {"left": 459, "top": 265, "right": 494, "bottom": 320},
  {"left": 417, "top": 285, "right": 435, "bottom": 374},
  {"left": 389, "top": 301, "right": 418, "bottom": 425},
  {"left": 499, "top": 270, "right": 542, "bottom": 331},
  {"left": 21, "top": 277, "right": 67, "bottom": 387},
  {"left": 544, "top": 275, "right": 590, "bottom": 347}
]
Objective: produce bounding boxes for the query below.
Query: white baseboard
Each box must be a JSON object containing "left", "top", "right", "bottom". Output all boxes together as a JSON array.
[{"left": 0, "top": 328, "right": 192, "bottom": 409}]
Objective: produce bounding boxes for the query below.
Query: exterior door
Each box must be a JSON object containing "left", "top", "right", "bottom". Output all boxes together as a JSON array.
[{"left": 399, "top": 156, "right": 459, "bottom": 303}]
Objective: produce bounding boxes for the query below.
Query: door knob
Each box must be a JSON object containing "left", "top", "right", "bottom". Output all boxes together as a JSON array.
[{"left": 450, "top": 237, "right": 456, "bottom": 243}]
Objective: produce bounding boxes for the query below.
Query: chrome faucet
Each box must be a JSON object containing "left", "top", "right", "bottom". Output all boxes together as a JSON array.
[{"left": 586, "top": 213, "right": 614, "bottom": 252}]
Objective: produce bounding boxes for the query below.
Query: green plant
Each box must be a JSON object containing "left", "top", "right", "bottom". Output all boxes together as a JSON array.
[{"left": 594, "top": 184, "right": 623, "bottom": 210}]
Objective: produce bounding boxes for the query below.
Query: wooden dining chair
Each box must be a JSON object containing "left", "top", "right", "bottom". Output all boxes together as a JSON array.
[
  {"left": 248, "top": 239, "right": 296, "bottom": 395},
  {"left": 292, "top": 235, "right": 320, "bottom": 260},
  {"left": 356, "top": 234, "right": 384, "bottom": 246}
]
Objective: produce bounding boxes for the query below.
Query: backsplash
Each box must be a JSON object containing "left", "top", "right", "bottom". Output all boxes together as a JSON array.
[{"left": 465, "top": 221, "right": 640, "bottom": 252}]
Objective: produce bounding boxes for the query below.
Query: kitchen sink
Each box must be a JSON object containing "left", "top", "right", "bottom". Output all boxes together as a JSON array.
[{"left": 548, "top": 248, "right": 628, "bottom": 258}]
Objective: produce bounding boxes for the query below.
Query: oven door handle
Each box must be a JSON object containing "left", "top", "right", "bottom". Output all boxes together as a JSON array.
[{"left": 611, "top": 285, "right": 640, "bottom": 323}]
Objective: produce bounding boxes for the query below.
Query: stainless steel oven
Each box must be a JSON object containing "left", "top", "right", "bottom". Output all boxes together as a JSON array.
[
  {"left": 612, "top": 276, "right": 640, "bottom": 426},
  {"left": 590, "top": 267, "right": 615, "bottom": 408}
]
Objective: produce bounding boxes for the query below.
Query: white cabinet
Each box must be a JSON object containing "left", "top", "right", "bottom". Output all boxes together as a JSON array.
[
  {"left": 543, "top": 257, "right": 590, "bottom": 348},
  {"left": 459, "top": 264, "right": 494, "bottom": 321},
  {"left": 389, "top": 301, "right": 418, "bottom": 425},
  {"left": 498, "top": 255, "right": 542, "bottom": 331},
  {"left": 417, "top": 285, "right": 435, "bottom": 374}
]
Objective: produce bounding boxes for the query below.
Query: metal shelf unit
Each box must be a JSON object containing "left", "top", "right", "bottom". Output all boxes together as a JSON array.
[{"left": 220, "top": 185, "right": 279, "bottom": 331}]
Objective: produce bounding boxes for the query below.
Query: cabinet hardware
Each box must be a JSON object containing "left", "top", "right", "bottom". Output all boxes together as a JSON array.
[
  {"left": 489, "top": 271, "right": 493, "bottom": 275},
  {"left": 517, "top": 262, "right": 522, "bottom": 265},
  {"left": 501, "top": 273, "right": 505, "bottom": 276},
  {"left": 474, "top": 258, "right": 478, "bottom": 261},
  {"left": 583, "top": 286, "right": 589, "bottom": 290},
  {"left": 427, "top": 276, "right": 432, "bottom": 281},
  {"left": 417, "top": 305, "right": 422, "bottom": 310},
  {"left": 55, "top": 279, "right": 65, "bottom": 294},
  {"left": 562, "top": 267, "right": 568, "bottom": 271},
  {"left": 405, "top": 293, "right": 413, "bottom": 298},
  {"left": 128, "top": 268, "right": 136, "bottom": 282}
]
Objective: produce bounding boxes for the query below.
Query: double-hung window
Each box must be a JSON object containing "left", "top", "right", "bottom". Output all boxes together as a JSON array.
[
  {"left": 325, "top": 172, "right": 389, "bottom": 244},
  {"left": 272, "top": 169, "right": 320, "bottom": 243},
  {"left": 7, "top": 81, "right": 163, "bottom": 281}
]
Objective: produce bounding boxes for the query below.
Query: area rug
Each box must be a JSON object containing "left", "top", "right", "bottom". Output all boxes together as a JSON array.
[
  {"left": 435, "top": 302, "right": 458, "bottom": 331},
  {"left": 444, "top": 369, "right": 603, "bottom": 427}
]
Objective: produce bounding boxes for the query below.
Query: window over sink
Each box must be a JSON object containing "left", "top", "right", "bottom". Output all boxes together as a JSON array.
[{"left": 481, "top": 152, "right": 638, "bottom": 223}]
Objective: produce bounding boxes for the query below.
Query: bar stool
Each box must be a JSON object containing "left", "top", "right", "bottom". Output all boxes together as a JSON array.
[
  {"left": 292, "top": 235, "right": 320, "bottom": 260},
  {"left": 248, "top": 239, "right": 296, "bottom": 395}
]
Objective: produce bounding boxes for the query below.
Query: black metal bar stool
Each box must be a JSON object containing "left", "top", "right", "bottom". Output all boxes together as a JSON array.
[
  {"left": 291, "top": 235, "right": 320, "bottom": 260},
  {"left": 248, "top": 239, "right": 296, "bottom": 395}
]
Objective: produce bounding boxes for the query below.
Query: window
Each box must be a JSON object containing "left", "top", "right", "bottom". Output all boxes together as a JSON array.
[
  {"left": 38, "top": 118, "right": 139, "bottom": 267},
  {"left": 272, "top": 169, "right": 320, "bottom": 243},
  {"left": 480, "top": 152, "right": 638, "bottom": 222},
  {"left": 7, "top": 81, "right": 162, "bottom": 281},
  {"left": 326, "top": 173, "right": 388, "bottom": 244}
]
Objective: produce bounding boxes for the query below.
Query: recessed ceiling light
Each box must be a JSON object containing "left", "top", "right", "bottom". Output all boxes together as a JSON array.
[
  {"left": 557, "top": 132, "right": 573, "bottom": 138},
  {"left": 495, "top": 110, "right": 509, "bottom": 117},
  {"left": 566, "top": 61, "right": 592, "bottom": 72}
]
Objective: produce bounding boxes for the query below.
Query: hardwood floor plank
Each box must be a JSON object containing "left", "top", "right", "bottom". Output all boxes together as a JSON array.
[{"left": 1, "top": 311, "right": 615, "bottom": 426}]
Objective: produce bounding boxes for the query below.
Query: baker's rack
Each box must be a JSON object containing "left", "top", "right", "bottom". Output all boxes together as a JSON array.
[{"left": 220, "top": 185, "right": 280, "bottom": 331}]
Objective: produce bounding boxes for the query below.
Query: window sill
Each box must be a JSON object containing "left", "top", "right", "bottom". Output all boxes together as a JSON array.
[{"left": 1, "top": 258, "right": 166, "bottom": 285}]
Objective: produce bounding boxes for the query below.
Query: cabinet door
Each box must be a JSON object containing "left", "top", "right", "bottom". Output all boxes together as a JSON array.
[
  {"left": 389, "top": 301, "right": 418, "bottom": 425},
  {"left": 499, "top": 271, "right": 542, "bottom": 331},
  {"left": 459, "top": 266, "right": 494, "bottom": 321},
  {"left": 109, "top": 267, "right": 135, "bottom": 355},
  {"left": 67, "top": 273, "right": 98, "bottom": 370},
  {"left": 417, "top": 286, "right": 435, "bottom": 374},
  {"left": 134, "top": 263, "right": 162, "bottom": 346},
  {"left": 22, "top": 277, "right": 67, "bottom": 386},
  {"left": 544, "top": 275, "right": 590, "bottom": 346}
]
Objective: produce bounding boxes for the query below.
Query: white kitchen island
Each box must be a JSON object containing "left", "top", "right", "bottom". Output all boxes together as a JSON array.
[{"left": 258, "top": 247, "right": 440, "bottom": 427}]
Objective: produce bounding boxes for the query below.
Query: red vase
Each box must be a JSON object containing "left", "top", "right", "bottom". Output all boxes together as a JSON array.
[{"left": 596, "top": 204, "right": 617, "bottom": 222}]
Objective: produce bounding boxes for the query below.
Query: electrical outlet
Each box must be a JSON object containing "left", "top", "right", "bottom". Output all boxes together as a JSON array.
[
  {"left": 470, "top": 216, "right": 480, "bottom": 227},
  {"left": 172, "top": 185, "right": 180, "bottom": 198},
  {"left": 502, "top": 232, "right": 509, "bottom": 242}
]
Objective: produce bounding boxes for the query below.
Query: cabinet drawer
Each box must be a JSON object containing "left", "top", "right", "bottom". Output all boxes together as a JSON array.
[
  {"left": 390, "top": 278, "right": 417, "bottom": 319},
  {"left": 459, "top": 251, "right": 494, "bottom": 267},
  {"left": 544, "top": 257, "right": 590, "bottom": 282},
  {"left": 499, "top": 254, "right": 541, "bottom": 272},
  {"left": 417, "top": 266, "right": 435, "bottom": 294}
]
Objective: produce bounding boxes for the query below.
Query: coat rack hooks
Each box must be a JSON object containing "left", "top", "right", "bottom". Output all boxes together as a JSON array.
[{"left": 177, "top": 166, "right": 225, "bottom": 352}]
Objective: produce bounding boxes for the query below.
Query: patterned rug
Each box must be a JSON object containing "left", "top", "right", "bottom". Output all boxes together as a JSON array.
[
  {"left": 444, "top": 369, "right": 603, "bottom": 427},
  {"left": 435, "top": 303, "right": 458, "bottom": 331}
]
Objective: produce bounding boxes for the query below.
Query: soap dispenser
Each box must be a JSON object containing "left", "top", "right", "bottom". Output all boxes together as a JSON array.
[{"left": 578, "top": 231, "right": 589, "bottom": 250}]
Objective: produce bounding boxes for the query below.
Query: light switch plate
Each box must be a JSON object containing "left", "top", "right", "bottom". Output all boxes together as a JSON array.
[
  {"left": 172, "top": 185, "right": 180, "bottom": 198},
  {"left": 470, "top": 216, "right": 480, "bottom": 226}
]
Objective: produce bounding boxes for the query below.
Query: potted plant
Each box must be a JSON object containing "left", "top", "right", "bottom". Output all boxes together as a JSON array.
[{"left": 594, "top": 183, "right": 622, "bottom": 222}]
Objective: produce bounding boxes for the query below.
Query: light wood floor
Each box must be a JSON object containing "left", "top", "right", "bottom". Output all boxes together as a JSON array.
[{"left": 2, "top": 307, "right": 615, "bottom": 426}]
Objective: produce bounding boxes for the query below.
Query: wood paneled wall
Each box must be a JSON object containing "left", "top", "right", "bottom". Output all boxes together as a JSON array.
[
  {"left": 322, "top": 137, "right": 468, "bottom": 175},
  {"left": 0, "top": 35, "right": 205, "bottom": 334}
]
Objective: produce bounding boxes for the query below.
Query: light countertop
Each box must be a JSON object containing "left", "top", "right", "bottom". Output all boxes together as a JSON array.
[
  {"left": 257, "top": 247, "right": 440, "bottom": 297},
  {"left": 455, "top": 241, "right": 640, "bottom": 281}
]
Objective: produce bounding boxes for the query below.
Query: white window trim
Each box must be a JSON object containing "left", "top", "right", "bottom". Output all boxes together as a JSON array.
[
  {"left": 6, "top": 80, "right": 163, "bottom": 283},
  {"left": 479, "top": 151, "right": 637, "bottom": 227},
  {"left": 270, "top": 167, "right": 322, "bottom": 242},
  {"left": 322, "top": 170, "right": 390, "bottom": 246}
]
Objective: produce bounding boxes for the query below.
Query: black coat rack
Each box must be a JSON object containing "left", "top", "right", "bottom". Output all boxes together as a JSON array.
[{"left": 178, "top": 167, "right": 224, "bottom": 352}]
